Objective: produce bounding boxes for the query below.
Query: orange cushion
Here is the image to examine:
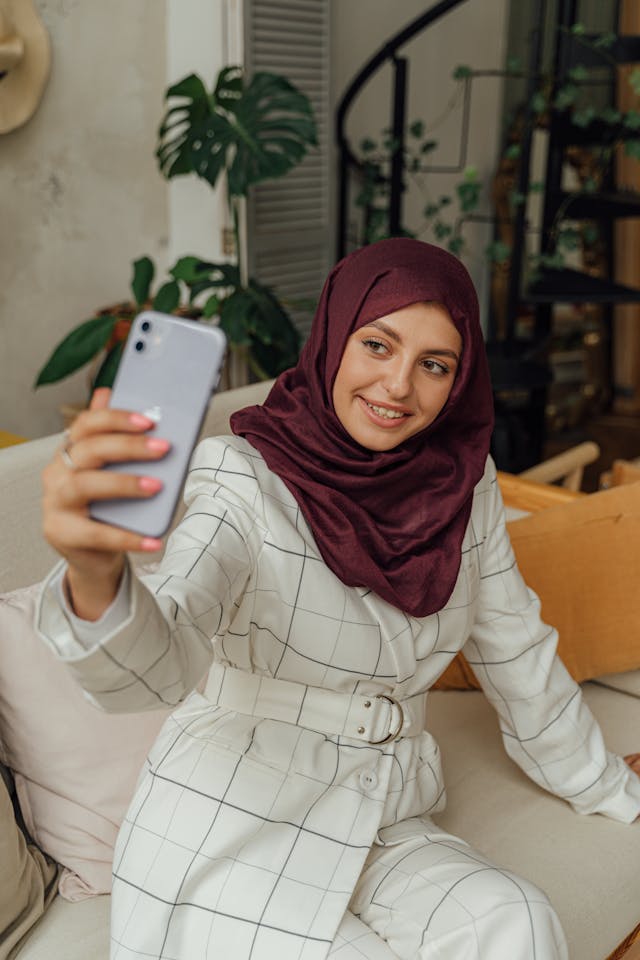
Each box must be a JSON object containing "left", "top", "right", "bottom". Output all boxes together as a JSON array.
[{"left": 433, "top": 481, "right": 640, "bottom": 690}]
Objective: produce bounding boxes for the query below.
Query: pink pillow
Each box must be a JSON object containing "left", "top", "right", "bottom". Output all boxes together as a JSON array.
[{"left": 0, "top": 581, "right": 169, "bottom": 900}]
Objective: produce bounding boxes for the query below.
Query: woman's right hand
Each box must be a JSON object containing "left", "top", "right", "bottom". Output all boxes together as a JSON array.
[{"left": 42, "top": 388, "right": 171, "bottom": 620}]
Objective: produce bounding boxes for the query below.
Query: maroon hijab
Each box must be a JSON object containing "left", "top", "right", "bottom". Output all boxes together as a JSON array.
[{"left": 231, "top": 238, "right": 494, "bottom": 617}]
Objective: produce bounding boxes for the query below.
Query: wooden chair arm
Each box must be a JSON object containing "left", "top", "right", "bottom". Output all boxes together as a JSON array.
[
  {"left": 518, "top": 441, "right": 600, "bottom": 491},
  {"left": 497, "top": 471, "right": 584, "bottom": 514}
]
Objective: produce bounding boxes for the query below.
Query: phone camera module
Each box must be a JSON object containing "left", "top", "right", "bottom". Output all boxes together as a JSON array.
[
  {"left": 141, "top": 320, "right": 151, "bottom": 333},
  {"left": 135, "top": 340, "right": 145, "bottom": 352}
]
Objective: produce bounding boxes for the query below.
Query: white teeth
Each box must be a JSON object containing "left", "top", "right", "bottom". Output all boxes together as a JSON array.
[{"left": 365, "top": 401, "right": 405, "bottom": 420}]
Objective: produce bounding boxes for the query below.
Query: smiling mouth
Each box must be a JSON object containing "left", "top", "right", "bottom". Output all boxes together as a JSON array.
[{"left": 361, "top": 398, "right": 410, "bottom": 421}]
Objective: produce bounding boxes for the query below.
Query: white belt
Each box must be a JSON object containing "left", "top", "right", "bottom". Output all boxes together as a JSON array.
[{"left": 204, "top": 663, "right": 427, "bottom": 745}]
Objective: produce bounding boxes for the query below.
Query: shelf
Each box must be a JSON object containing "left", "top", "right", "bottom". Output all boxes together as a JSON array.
[
  {"left": 566, "top": 34, "right": 640, "bottom": 68},
  {"left": 553, "top": 117, "right": 637, "bottom": 148},
  {"left": 526, "top": 268, "right": 640, "bottom": 305},
  {"left": 552, "top": 190, "right": 640, "bottom": 220}
]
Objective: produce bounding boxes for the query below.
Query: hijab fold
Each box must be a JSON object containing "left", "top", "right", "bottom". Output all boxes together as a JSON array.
[{"left": 231, "top": 239, "right": 494, "bottom": 617}]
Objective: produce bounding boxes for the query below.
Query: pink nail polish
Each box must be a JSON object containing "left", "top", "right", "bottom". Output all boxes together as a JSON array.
[
  {"left": 129, "top": 413, "right": 154, "bottom": 428},
  {"left": 140, "top": 538, "right": 163, "bottom": 551},
  {"left": 139, "top": 476, "right": 163, "bottom": 493},
  {"left": 146, "top": 438, "right": 170, "bottom": 452}
]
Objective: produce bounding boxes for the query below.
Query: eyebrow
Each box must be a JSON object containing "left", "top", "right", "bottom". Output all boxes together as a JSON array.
[{"left": 367, "top": 319, "right": 461, "bottom": 362}]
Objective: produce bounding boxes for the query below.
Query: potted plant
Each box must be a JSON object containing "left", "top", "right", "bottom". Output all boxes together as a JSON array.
[{"left": 35, "top": 64, "right": 316, "bottom": 397}]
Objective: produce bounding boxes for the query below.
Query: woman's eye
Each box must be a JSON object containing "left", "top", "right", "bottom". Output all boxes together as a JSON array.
[
  {"left": 422, "top": 358, "right": 449, "bottom": 376},
  {"left": 362, "top": 338, "right": 387, "bottom": 354}
]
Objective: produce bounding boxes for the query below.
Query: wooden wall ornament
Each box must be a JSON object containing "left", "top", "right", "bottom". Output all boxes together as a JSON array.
[{"left": 0, "top": 0, "right": 51, "bottom": 134}]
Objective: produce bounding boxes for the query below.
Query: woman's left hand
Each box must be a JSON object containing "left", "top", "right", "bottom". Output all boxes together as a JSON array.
[{"left": 624, "top": 753, "right": 640, "bottom": 777}]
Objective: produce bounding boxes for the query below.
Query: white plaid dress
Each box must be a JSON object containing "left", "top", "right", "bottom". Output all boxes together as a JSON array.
[{"left": 37, "top": 436, "right": 640, "bottom": 960}]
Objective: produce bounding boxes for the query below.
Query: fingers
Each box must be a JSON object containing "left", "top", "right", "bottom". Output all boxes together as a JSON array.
[
  {"left": 89, "top": 387, "right": 112, "bottom": 411},
  {"left": 60, "top": 432, "right": 170, "bottom": 472},
  {"left": 44, "top": 509, "right": 162, "bottom": 558},
  {"left": 48, "top": 467, "right": 163, "bottom": 510},
  {"left": 69, "top": 406, "right": 158, "bottom": 445},
  {"left": 624, "top": 753, "right": 640, "bottom": 775}
]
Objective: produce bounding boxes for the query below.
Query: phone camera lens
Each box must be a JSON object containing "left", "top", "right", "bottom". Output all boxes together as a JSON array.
[
  {"left": 141, "top": 320, "right": 151, "bottom": 332},
  {"left": 135, "top": 340, "right": 145, "bottom": 352}
]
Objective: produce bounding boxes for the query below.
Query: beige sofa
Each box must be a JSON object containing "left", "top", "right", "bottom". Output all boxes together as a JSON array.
[{"left": 2, "top": 381, "right": 639, "bottom": 960}]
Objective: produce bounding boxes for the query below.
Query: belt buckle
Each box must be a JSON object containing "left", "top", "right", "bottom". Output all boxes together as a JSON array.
[{"left": 367, "top": 694, "right": 404, "bottom": 745}]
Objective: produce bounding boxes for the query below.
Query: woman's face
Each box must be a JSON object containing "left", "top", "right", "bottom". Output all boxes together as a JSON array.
[{"left": 332, "top": 301, "right": 462, "bottom": 451}]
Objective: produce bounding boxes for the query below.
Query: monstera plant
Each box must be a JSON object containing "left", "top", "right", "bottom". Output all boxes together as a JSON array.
[
  {"left": 35, "top": 65, "right": 316, "bottom": 393},
  {"left": 157, "top": 65, "right": 316, "bottom": 371}
]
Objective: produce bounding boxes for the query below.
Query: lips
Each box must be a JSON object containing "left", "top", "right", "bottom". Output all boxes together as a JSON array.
[{"left": 359, "top": 396, "right": 412, "bottom": 425}]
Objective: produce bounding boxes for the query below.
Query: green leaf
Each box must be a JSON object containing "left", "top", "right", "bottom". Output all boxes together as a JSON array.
[
  {"left": 529, "top": 181, "right": 545, "bottom": 193},
  {"left": 624, "top": 110, "right": 640, "bottom": 131},
  {"left": 360, "top": 137, "right": 377, "bottom": 153},
  {"left": 169, "top": 256, "right": 216, "bottom": 284},
  {"left": 630, "top": 68, "right": 640, "bottom": 97},
  {"left": 92, "top": 340, "right": 125, "bottom": 390},
  {"left": 131, "top": 256, "right": 155, "bottom": 306},
  {"left": 624, "top": 139, "right": 640, "bottom": 160},
  {"left": 568, "top": 65, "right": 588, "bottom": 83},
  {"left": 159, "top": 67, "right": 317, "bottom": 197},
  {"left": 571, "top": 22, "right": 586, "bottom": 35},
  {"left": 554, "top": 84, "right": 578, "bottom": 111},
  {"left": 557, "top": 227, "right": 580, "bottom": 251},
  {"left": 572, "top": 107, "right": 596, "bottom": 128},
  {"left": 35, "top": 315, "right": 118, "bottom": 387},
  {"left": 409, "top": 120, "right": 425, "bottom": 138},
  {"left": 505, "top": 144, "right": 521, "bottom": 160},
  {"left": 593, "top": 32, "right": 616, "bottom": 49},
  {"left": 456, "top": 179, "right": 481, "bottom": 213},
  {"left": 246, "top": 280, "right": 300, "bottom": 376},
  {"left": 531, "top": 91, "right": 548, "bottom": 115},
  {"left": 219, "top": 289, "right": 254, "bottom": 345},
  {"left": 582, "top": 224, "right": 599, "bottom": 246},
  {"left": 165, "top": 72, "right": 210, "bottom": 103},
  {"left": 600, "top": 106, "right": 621, "bottom": 124},
  {"left": 485, "top": 241, "right": 511, "bottom": 264},
  {"left": 152, "top": 280, "right": 181, "bottom": 313},
  {"left": 453, "top": 65, "right": 472, "bottom": 80},
  {"left": 447, "top": 235, "right": 465, "bottom": 256},
  {"left": 202, "top": 294, "right": 221, "bottom": 318},
  {"left": 506, "top": 57, "right": 521, "bottom": 73},
  {"left": 433, "top": 220, "right": 452, "bottom": 240},
  {"left": 509, "top": 190, "right": 526, "bottom": 209},
  {"left": 420, "top": 139, "right": 437, "bottom": 155}
]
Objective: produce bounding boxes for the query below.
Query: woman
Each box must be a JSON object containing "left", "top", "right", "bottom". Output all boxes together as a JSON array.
[{"left": 39, "top": 238, "right": 640, "bottom": 960}]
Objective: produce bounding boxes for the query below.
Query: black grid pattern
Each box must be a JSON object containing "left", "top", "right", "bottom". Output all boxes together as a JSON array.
[{"left": 37, "top": 436, "right": 640, "bottom": 959}]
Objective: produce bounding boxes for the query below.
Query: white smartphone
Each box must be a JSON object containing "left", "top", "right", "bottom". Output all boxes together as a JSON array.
[{"left": 89, "top": 311, "right": 227, "bottom": 538}]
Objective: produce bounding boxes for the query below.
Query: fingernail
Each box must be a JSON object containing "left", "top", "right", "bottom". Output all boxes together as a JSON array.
[
  {"left": 139, "top": 476, "right": 163, "bottom": 493},
  {"left": 140, "top": 537, "right": 163, "bottom": 551},
  {"left": 145, "top": 438, "right": 170, "bottom": 452},
  {"left": 129, "top": 413, "right": 154, "bottom": 428}
]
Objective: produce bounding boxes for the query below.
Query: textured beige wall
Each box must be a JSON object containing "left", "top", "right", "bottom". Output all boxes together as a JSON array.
[
  {"left": 0, "top": 0, "right": 169, "bottom": 438},
  {"left": 331, "top": 0, "right": 509, "bottom": 326}
]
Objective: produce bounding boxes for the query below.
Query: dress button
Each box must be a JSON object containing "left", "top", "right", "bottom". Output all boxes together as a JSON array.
[{"left": 359, "top": 769, "right": 378, "bottom": 792}]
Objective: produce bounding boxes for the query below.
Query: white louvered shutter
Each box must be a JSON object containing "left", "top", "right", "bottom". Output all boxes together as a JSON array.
[{"left": 244, "top": 0, "right": 332, "bottom": 340}]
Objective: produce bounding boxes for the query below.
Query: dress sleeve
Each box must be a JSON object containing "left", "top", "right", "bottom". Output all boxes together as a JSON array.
[
  {"left": 36, "top": 439, "right": 266, "bottom": 713},
  {"left": 462, "top": 457, "right": 640, "bottom": 823}
]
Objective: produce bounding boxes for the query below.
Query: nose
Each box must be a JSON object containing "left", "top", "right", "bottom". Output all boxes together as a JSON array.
[{"left": 382, "top": 358, "right": 413, "bottom": 399}]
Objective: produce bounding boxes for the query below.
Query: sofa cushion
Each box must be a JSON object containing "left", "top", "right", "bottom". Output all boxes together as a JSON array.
[
  {"left": 436, "top": 481, "right": 640, "bottom": 690},
  {"left": 0, "top": 581, "right": 169, "bottom": 900},
  {"left": 10, "top": 893, "right": 110, "bottom": 960},
  {"left": 0, "top": 773, "right": 58, "bottom": 959},
  {"left": 429, "top": 683, "right": 640, "bottom": 960}
]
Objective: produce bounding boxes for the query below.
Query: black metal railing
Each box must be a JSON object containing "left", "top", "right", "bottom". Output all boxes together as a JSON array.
[{"left": 335, "top": 0, "right": 472, "bottom": 259}]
